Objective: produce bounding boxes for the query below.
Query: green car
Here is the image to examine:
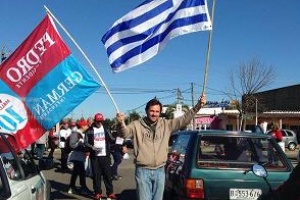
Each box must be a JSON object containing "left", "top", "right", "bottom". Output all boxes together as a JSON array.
[{"left": 164, "top": 130, "right": 294, "bottom": 200}]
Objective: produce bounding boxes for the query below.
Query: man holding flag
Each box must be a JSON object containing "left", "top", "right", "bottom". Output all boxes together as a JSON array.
[
  {"left": 116, "top": 95, "right": 206, "bottom": 200},
  {"left": 103, "top": 0, "right": 212, "bottom": 199}
]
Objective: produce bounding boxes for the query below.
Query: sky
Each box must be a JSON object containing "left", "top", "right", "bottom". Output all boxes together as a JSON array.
[{"left": 1, "top": 0, "right": 300, "bottom": 120}]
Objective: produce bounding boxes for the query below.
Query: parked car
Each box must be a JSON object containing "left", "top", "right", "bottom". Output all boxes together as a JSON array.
[
  {"left": 0, "top": 132, "right": 50, "bottom": 200},
  {"left": 266, "top": 129, "right": 298, "bottom": 151},
  {"left": 164, "top": 130, "right": 293, "bottom": 200}
]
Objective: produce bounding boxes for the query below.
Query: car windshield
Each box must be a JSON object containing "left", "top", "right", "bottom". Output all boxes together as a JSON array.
[{"left": 197, "top": 135, "right": 288, "bottom": 171}]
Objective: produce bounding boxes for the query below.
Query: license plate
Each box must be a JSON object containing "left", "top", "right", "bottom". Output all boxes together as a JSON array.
[{"left": 229, "top": 188, "right": 262, "bottom": 200}]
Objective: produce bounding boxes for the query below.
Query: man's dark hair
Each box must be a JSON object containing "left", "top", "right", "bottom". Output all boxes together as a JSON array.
[{"left": 145, "top": 98, "right": 162, "bottom": 113}]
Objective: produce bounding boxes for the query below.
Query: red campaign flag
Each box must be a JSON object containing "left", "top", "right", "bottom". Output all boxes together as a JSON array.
[
  {"left": 0, "top": 15, "right": 71, "bottom": 97},
  {"left": 0, "top": 15, "right": 100, "bottom": 149}
]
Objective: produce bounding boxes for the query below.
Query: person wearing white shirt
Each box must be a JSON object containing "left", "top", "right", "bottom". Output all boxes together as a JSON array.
[
  {"left": 84, "top": 113, "right": 116, "bottom": 200},
  {"left": 58, "top": 120, "right": 72, "bottom": 171}
]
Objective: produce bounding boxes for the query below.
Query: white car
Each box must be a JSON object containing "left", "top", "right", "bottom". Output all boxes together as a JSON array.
[
  {"left": 0, "top": 132, "right": 50, "bottom": 200},
  {"left": 266, "top": 129, "right": 298, "bottom": 151}
]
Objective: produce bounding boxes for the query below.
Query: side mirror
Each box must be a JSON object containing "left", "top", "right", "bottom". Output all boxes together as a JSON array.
[{"left": 252, "top": 164, "right": 267, "bottom": 178}]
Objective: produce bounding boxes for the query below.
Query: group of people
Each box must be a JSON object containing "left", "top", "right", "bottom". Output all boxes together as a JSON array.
[
  {"left": 56, "top": 113, "right": 127, "bottom": 200},
  {"left": 254, "top": 119, "right": 283, "bottom": 142},
  {"left": 50, "top": 94, "right": 206, "bottom": 200},
  {"left": 34, "top": 94, "right": 291, "bottom": 200}
]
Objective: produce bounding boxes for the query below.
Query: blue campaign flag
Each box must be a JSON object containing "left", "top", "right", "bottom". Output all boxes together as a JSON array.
[
  {"left": 26, "top": 55, "right": 100, "bottom": 130},
  {"left": 102, "top": 0, "right": 212, "bottom": 73}
]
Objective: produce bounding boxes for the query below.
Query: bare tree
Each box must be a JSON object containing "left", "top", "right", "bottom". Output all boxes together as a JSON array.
[{"left": 226, "top": 57, "right": 276, "bottom": 130}]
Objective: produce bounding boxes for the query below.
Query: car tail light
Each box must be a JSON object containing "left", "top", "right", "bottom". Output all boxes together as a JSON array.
[{"left": 185, "top": 178, "right": 204, "bottom": 199}]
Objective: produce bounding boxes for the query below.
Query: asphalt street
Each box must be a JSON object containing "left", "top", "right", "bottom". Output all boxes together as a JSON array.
[{"left": 42, "top": 149, "right": 136, "bottom": 200}]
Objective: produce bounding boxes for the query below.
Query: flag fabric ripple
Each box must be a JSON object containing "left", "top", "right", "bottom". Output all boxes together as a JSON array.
[
  {"left": 0, "top": 15, "right": 100, "bottom": 149},
  {"left": 102, "top": 0, "right": 212, "bottom": 73}
]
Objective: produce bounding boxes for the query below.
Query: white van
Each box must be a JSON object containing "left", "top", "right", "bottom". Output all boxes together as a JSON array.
[{"left": 0, "top": 132, "right": 50, "bottom": 200}]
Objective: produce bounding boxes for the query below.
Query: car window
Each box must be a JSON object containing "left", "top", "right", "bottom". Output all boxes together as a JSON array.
[
  {"left": 281, "top": 130, "right": 287, "bottom": 137},
  {"left": 197, "top": 135, "right": 288, "bottom": 171},
  {"left": 172, "top": 134, "right": 191, "bottom": 155},
  {"left": 285, "top": 130, "right": 293, "bottom": 137},
  {"left": 169, "top": 134, "right": 178, "bottom": 147},
  {"left": 0, "top": 135, "right": 39, "bottom": 180}
]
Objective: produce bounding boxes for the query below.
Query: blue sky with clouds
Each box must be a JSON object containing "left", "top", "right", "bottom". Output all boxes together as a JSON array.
[{"left": 1, "top": 0, "right": 300, "bottom": 119}]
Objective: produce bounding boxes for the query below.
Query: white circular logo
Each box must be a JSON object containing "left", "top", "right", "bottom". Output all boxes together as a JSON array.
[{"left": 0, "top": 94, "right": 28, "bottom": 134}]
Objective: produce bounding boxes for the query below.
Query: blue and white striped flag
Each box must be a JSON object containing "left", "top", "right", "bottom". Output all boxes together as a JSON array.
[{"left": 102, "top": 0, "right": 212, "bottom": 73}]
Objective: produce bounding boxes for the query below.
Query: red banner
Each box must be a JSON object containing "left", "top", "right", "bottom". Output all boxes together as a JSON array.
[{"left": 0, "top": 15, "right": 71, "bottom": 97}]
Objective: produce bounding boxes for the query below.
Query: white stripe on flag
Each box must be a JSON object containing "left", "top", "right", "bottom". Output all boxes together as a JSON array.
[{"left": 102, "top": 0, "right": 212, "bottom": 73}]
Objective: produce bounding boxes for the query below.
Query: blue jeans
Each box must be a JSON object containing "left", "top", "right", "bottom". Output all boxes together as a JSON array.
[{"left": 135, "top": 166, "right": 165, "bottom": 200}]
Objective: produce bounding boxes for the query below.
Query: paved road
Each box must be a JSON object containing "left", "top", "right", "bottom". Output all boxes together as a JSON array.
[{"left": 42, "top": 149, "right": 136, "bottom": 200}]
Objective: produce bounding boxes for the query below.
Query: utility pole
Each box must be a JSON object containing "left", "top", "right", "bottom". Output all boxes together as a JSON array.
[{"left": 176, "top": 88, "right": 183, "bottom": 104}]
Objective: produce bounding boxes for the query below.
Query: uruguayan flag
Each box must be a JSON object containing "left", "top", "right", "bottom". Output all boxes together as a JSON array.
[{"left": 102, "top": 0, "right": 212, "bottom": 73}]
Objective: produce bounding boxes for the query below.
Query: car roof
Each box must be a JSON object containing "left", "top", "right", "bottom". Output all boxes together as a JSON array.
[{"left": 173, "top": 129, "right": 272, "bottom": 139}]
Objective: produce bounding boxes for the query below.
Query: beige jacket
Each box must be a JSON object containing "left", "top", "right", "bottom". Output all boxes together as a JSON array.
[{"left": 116, "top": 108, "right": 197, "bottom": 169}]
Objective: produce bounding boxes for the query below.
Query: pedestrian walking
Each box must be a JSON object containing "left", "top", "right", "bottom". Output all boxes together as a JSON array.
[
  {"left": 116, "top": 95, "right": 206, "bottom": 200},
  {"left": 269, "top": 122, "right": 283, "bottom": 143},
  {"left": 48, "top": 126, "right": 58, "bottom": 158},
  {"left": 67, "top": 119, "right": 92, "bottom": 196},
  {"left": 35, "top": 131, "right": 48, "bottom": 159},
  {"left": 110, "top": 131, "right": 127, "bottom": 180},
  {"left": 252, "top": 119, "right": 265, "bottom": 134},
  {"left": 58, "top": 119, "right": 72, "bottom": 172},
  {"left": 268, "top": 122, "right": 283, "bottom": 164},
  {"left": 84, "top": 113, "right": 117, "bottom": 200}
]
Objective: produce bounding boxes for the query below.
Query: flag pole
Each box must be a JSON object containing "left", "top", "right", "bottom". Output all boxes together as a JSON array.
[
  {"left": 44, "top": 5, "right": 120, "bottom": 113},
  {"left": 202, "top": 0, "right": 216, "bottom": 96}
]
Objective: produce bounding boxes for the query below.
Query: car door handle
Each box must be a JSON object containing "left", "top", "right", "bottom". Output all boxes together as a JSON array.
[{"left": 31, "top": 187, "right": 36, "bottom": 193}]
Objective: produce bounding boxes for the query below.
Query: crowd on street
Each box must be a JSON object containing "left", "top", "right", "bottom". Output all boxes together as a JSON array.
[
  {"left": 30, "top": 113, "right": 128, "bottom": 200},
  {"left": 29, "top": 95, "right": 300, "bottom": 200}
]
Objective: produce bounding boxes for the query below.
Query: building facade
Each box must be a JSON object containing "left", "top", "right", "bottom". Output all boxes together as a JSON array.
[{"left": 194, "top": 84, "right": 300, "bottom": 133}]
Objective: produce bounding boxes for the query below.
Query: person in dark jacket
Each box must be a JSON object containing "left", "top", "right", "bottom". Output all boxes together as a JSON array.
[
  {"left": 67, "top": 119, "right": 91, "bottom": 196},
  {"left": 84, "top": 113, "right": 116, "bottom": 200}
]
